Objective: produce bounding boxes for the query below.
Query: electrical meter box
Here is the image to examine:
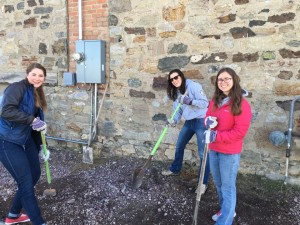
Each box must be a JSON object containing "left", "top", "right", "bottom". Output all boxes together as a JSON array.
[
  {"left": 63, "top": 72, "right": 76, "bottom": 86},
  {"left": 75, "top": 40, "right": 106, "bottom": 84}
]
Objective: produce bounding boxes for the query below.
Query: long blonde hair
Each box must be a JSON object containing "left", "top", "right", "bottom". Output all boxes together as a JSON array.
[{"left": 26, "top": 63, "right": 47, "bottom": 111}]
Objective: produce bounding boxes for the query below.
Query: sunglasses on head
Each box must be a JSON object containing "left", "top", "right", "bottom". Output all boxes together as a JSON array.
[{"left": 169, "top": 75, "right": 180, "bottom": 82}]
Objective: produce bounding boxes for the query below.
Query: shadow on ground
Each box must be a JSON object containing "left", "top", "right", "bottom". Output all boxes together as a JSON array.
[{"left": 0, "top": 148, "right": 299, "bottom": 225}]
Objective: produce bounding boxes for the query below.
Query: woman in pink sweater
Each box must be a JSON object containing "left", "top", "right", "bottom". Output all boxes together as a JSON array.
[{"left": 204, "top": 67, "right": 252, "bottom": 225}]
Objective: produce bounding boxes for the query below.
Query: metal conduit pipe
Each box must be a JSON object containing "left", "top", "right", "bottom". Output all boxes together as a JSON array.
[
  {"left": 93, "top": 84, "right": 98, "bottom": 141},
  {"left": 46, "top": 135, "right": 88, "bottom": 145},
  {"left": 284, "top": 95, "right": 300, "bottom": 184},
  {"left": 94, "top": 84, "right": 98, "bottom": 129},
  {"left": 88, "top": 87, "right": 94, "bottom": 144}
]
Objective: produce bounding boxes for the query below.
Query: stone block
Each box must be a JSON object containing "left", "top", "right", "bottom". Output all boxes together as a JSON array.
[
  {"left": 157, "top": 56, "right": 189, "bottom": 73},
  {"left": 109, "top": 0, "right": 132, "bottom": 13},
  {"left": 133, "top": 36, "right": 145, "bottom": 43},
  {"left": 218, "top": 14, "right": 236, "bottom": 23},
  {"left": 267, "top": 12, "right": 295, "bottom": 23},
  {"left": 128, "top": 78, "right": 142, "bottom": 88},
  {"left": 229, "top": 27, "right": 256, "bottom": 39},
  {"left": 28, "top": 0, "right": 37, "bottom": 7},
  {"left": 152, "top": 113, "right": 166, "bottom": 122},
  {"left": 124, "top": 27, "right": 145, "bottom": 35},
  {"left": 153, "top": 76, "right": 167, "bottom": 90},
  {"left": 232, "top": 52, "right": 259, "bottom": 62},
  {"left": 162, "top": 5, "right": 185, "bottom": 21},
  {"left": 274, "top": 81, "right": 300, "bottom": 95},
  {"left": 23, "top": 17, "right": 37, "bottom": 28},
  {"left": 167, "top": 43, "right": 188, "bottom": 54},
  {"left": 286, "top": 40, "right": 300, "bottom": 47},
  {"left": 129, "top": 89, "right": 155, "bottom": 99},
  {"left": 235, "top": 0, "right": 249, "bottom": 4},
  {"left": 109, "top": 15, "right": 118, "bottom": 26},
  {"left": 191, "top": 52, "right": 227, "bottom": 64},
  {"left": 252, "top": 27, "right": 276, "bottom": 36},
  {"left": 159, "top": 31, "right": 176, "bottom": 38},
  {"left": 3, "top": 5, "right": 14, "bottom": 13},
  {"left": 249, "top": 20, "right": 266, "bottom": 27},
  {"left": 262, "top": 51, "right": 276, "bottom": 60},
  {"left": 278, "top": 70, "right": 293, "bottom": 80},
  {"left": 33, "top": 7, "right": 53, "bottom": 14},
  {"left": 279, "top": 49, "right": 300, "bottom": 58}
]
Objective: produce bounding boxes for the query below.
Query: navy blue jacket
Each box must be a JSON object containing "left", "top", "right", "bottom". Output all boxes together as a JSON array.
[{"left": 0, "top": 79, "right": 44, "bottom": 147}]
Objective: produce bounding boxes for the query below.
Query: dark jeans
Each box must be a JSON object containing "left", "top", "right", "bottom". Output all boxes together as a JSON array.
[
  {"left": 169, "top": 118, "right": 210, "bottom": 184},
  {"left": 0, "top": 136, "right": 45, "bottom": 225}
]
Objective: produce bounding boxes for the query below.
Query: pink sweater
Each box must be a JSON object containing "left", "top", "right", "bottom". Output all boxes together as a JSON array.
[{"left": 205, "top": 98, "right": 252, "bottom": 154}]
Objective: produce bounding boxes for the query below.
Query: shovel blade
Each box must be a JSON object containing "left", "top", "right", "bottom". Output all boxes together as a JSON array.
[
  {"left": 43, "top": 188, "right": 57, "bottom": 197},
  {"left": 83, "top": 146, "right": 93, "bottom": 164},
  {"left": 131, "top": 167, "right": 145, "bottom": 189}
]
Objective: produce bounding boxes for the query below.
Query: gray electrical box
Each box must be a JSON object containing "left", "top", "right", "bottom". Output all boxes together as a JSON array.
[
  {"left": 75, "top": 40, "right": 106, "bottom": 84},
  {"left": 63, "top": 72, "right": 76, "bottom": 86}
]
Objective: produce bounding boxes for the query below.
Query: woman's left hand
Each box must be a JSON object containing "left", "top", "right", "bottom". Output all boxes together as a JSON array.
[
  {"left": 205, "top": 116, "right": 218, "bottom": 129},
  {"left": 178, "top": 96, "right": 193, "bottom": 105},
  {"left": 31, "top": 117, "right": 47, "bottom": 131},
  {"left": 204, "top": 130, "right": 217, "bottom": 143}
]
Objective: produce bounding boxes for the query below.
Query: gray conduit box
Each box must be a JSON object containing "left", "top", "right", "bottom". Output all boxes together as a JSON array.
[
  {"left": 75, "top": 40, "right": 106, "bottom": 84},
  {"left": 63, "top": 72, "right": 77, "bottom": 86}
]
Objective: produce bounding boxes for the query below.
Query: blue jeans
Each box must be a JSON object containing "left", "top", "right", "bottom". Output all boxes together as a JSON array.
[
  {"left": 209, "top": 150, "right": 240, "bottom": 225},
  {"left": 169, "top": 118, "right": 210, "bottom": 185},
  {"left": 0, "top": 136, "right": 45, "bottom": 225}
]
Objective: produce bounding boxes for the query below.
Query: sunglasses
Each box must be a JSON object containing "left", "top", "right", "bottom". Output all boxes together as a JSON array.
[{"left": 169, "top": 75, "right": 180, "bottom": 82}]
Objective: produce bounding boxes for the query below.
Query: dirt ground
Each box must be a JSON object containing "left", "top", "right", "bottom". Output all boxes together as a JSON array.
[{"left": 0, "top": 148, "right": 300, "bottom": 225}]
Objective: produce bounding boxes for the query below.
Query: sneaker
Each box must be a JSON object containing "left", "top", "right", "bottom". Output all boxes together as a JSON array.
[
  {"left": 195, "top": 184, "right": 207, "bottom": 194},
  {"left": 5, "top": 213, "right": 30, "bottom": 225},
  {"left": 161, "top": 169, "right": 179, "bottom": 176},
  {"left": 212, "top": 210, "right": 236, "bottom": 221}
]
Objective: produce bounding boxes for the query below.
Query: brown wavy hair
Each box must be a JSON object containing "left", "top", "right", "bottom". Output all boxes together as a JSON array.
[
  {"left": 26, "top": 63, "right": 47, "bottom": 111},
  {"left": 166, "top": 69, "right": 186, "bottom": 101},
  {"left": 213, "top": 67, "right": 242, "bottom": 115}
]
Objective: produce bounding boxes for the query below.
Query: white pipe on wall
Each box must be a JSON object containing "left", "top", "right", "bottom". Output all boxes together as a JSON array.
[{"left": 78, "top": 0, "right": 82, "bottom": 40}]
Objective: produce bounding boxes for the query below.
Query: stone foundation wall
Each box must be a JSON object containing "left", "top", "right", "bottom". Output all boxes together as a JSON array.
[
  {"left": 107, "top": 0, "right": 300, "bottom": 185},
  {"left": 0, "top": 0, "right": 299, "bottom": 185}
]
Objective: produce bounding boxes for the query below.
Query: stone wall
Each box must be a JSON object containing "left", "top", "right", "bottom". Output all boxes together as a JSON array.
[
  {"left": 0, "top": 0, "right": 67, "bottom": 77},
  {"left": 0, "top": 0, "right": 299, "bottom": 185},
  {"left": 107, "top": 0, "right": 300, "bottom": 185},
  {"left": 0, "top": 0, "right": 109, "bottom": 154}
]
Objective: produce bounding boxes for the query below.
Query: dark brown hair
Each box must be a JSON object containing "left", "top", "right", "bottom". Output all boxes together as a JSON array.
[
  {"left": 166, "top": 69, "right": 186, "bottom": 101},
  {"left": 26, "top": 63, "right": 47, "bottom": 111},
  {"left": 213, "top": 67, "right": 242, "bottom": 115}
]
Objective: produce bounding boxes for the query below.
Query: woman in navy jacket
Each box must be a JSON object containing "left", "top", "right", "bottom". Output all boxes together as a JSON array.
[{"left": 0, "top": 63, "right": 48, "bottom": 225}]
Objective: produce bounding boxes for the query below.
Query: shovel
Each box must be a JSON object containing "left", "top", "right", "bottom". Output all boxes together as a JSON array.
[
  {"left": 132, "top": 93, "right": 186, "bottom": 189},
  {"left": 41, "top": 132, "right": 56, "bottom": 196},
  {"left": 191, "top": 130, "right": 210, "bottom": 225}
]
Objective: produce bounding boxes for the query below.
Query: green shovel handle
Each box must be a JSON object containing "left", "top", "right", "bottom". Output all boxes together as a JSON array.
[
  {"left": 41, "top": 132, "right": 51, "bottom": 184},
  {"left": 150, "top": 102, "right": 182, "bottom": 156}
]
